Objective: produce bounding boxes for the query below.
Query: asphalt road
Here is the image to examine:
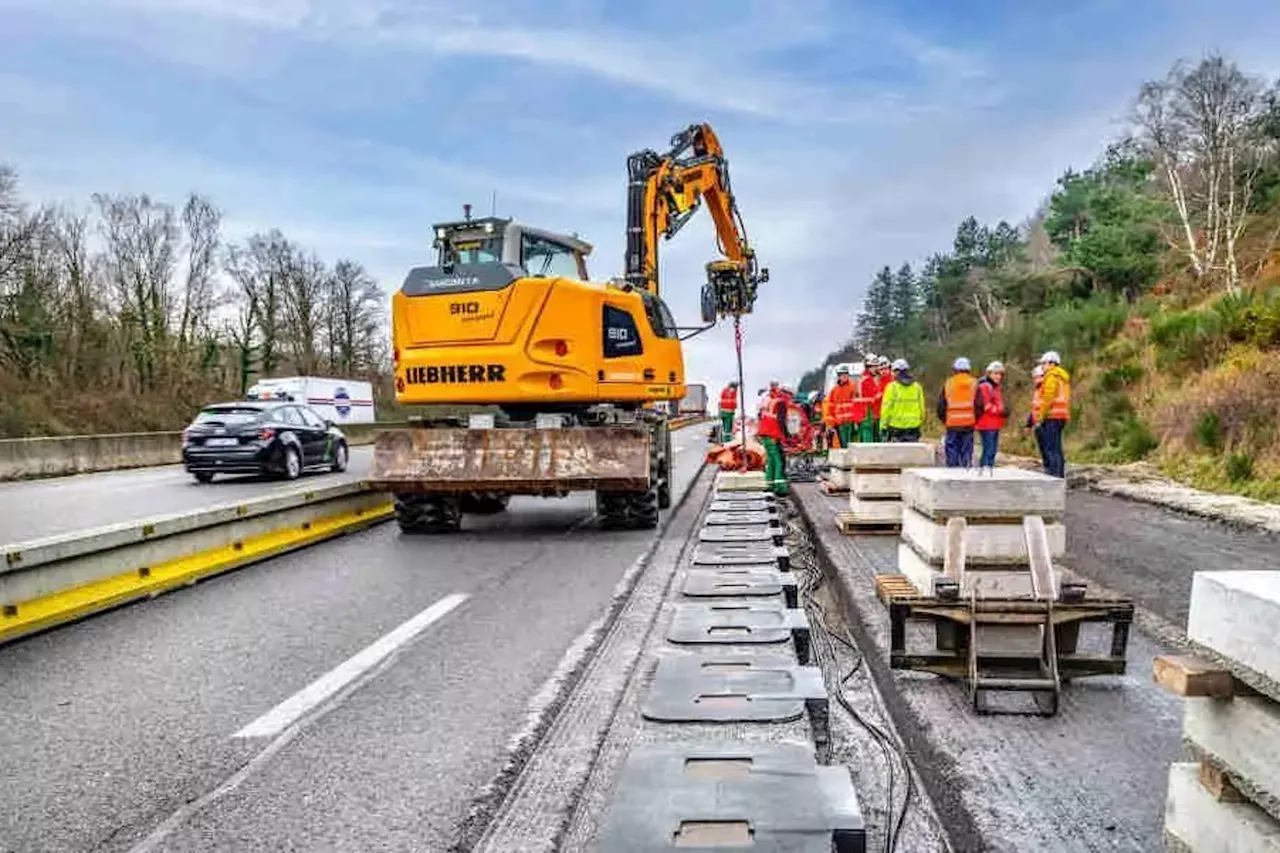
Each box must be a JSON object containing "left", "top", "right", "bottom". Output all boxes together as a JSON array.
[
  {"left": 0, "top": 448, "right": 375, "bottom": 545},
  {"left": 1064, "top": 488, "right": 1280, "bottom": 628},
  {"left": 0, "top": 427, "right": 709, "bottom": 853}
]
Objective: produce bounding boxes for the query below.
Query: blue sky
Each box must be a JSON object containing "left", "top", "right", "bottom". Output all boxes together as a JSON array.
[{"left": 2, "top": 0, "right": 1280, "bottom": 396}]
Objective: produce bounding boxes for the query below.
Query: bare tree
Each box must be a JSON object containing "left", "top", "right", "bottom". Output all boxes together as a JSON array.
[
  {"left": 1133, "top": 55, "right": 1270, "bottom": 290},
  {"left": 224, "top": 230, "right": 292, "bottom": 375},
  {"left": 283, "top": 249, "right": 327, "bottom": 374},
  {"left": 177, "top": 194, "right": 222, "bottom": 352},
  {"left": 325, "top": 258, "right": 386, "bottom": 375}
]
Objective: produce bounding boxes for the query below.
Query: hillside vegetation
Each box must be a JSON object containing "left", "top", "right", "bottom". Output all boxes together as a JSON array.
[
  {"left": 0, "top": 170, "right": 392, "bottom": 437},
  {"left": 802, "top": 52, "right": 1280, "bottom": 499}
]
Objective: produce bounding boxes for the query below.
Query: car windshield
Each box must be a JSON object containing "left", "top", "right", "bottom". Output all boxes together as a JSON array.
[{"left": 193, "top": 407, "right": 265, "bottom": 427}]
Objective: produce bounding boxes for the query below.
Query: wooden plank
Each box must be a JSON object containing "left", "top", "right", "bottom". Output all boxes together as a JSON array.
[
  {"left": 1154, "top": 654, "right": 1236, "bottom": 699},
  {"left": 1198, "top": 760, "right": 1247, "bottom": 803},
  {"left": 835, "top": 511, "right": 900, "bottom": 536}
]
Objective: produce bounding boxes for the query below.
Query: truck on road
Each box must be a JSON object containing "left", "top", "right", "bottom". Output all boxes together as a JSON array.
[
  {"left": 678, "top": 383, "right": 708, "bottom": 417},
  {"left": 246, "top": 377, "right": 376, "bottom": 426}
]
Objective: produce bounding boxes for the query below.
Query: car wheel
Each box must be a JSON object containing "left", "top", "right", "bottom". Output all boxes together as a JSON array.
[
  {"left": 282, "top": 446, "right": 301, "bottom": 480},
  {"left": 193, "top": 471, "right": 215, "bottom": 484},
  {"left": 331, "top": 441, "right": 348, "bottom": 473}
]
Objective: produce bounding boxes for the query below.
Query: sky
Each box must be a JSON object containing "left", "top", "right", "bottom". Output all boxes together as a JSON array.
[{"left": 3, "top": 0, "right": 1280, "bottom": 399}]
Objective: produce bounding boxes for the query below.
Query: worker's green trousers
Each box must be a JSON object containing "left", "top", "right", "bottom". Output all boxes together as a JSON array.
[
  {"left": 761, "top": 437, "right": 788, "bottom": 495},
  {"left": 858, "top": 415, "right": 876, "bottom": 444},
  {"left": 720, "top": 412, "right": 735, "bottom": 441},
  {"left": 836, "top": 423, "right": 855, "bottom": 447}
]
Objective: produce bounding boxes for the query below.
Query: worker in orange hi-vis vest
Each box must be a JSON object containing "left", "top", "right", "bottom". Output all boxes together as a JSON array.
[
  {"left": 1035, "top": 350, "right": 1071, "bottom": 478},
  {"left": 827, "top": 367, "right": 856, "bottom": 448},
  {"left": 718, "top": 381, "right": 738, "bottom": 442},
  {"left": 936, "top": 356, "right": 977, "bottom": 467}
]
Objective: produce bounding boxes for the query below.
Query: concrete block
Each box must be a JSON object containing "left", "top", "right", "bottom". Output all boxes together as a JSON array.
[
  {"left": 1188, "top": 572, "right": 1280, "bottom": 696},
  {"left": 715, "top": 470, "right": 768, "bottom": 491},
  {"left": 1165, "top": 761, "right": 1280, "bottom": 852},
  {"left": 826, "top": 468, "right": 850, "bottom": 490},
  {"left": 897, "top": 542, "right": 1047, "bottom": 598},
  {"left": 1185, "top": 695, "right": 1280, "bottom": 819},
  {"left": 851, "top": 470, "right": 900, "bottom": 498},
  {"left": 847, "top": 496, "right": 902, "bottom": 523},
  {"left": 901, "top": 467, "right": 1065, "bottom": 520},
  {"left": 846, "top": 442, "right": 934, "bottom": 470},
  {"left": 901, "top": 506, "right": 1065, "bottom": 567},
  {"left": 827, "top": 448, "right": 852, "bottom": 469}
]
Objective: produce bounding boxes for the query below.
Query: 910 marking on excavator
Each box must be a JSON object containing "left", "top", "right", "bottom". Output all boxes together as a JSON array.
[{"left": 404, "top": 364, "right": 506, "bottom": 384}]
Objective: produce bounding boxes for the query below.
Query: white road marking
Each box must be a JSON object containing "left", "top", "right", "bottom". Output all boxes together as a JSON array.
[{"left": 233, "top": 593, "right": 469, "bottom": 739}]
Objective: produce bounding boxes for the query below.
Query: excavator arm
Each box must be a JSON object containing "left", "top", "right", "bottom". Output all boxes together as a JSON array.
[{"left": 624, "top": 123, "right": 768, "bottom": 322}]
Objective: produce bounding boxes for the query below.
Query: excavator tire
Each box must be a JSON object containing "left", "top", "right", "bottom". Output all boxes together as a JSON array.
[
  {"left": 395, "top": 493, "right": 463, "bottom": 534},
  {"left": 460, "top": 493, "right": 511, "bottom": 515},
  {"left": 596, "top": 491, "right": 632, "bottom": 530},
  {"left": 626, "top": 486, "right": 660, "bottom": 529}
]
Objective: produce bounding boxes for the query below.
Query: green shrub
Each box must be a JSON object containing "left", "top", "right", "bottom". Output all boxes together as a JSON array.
[
  {"left": 1116, "top": 416, "right": 1159, "bottom": 461},
  {"left": 1099, "top": 363, "right": 1144, "bottom": 392},
  {"left": 1226, "top": 452, "right": 1255, "bottom": 482},
  {"left": 1149, "top": 309, "right": 1226, "bottom": 371},
  {"left": 1035, "top": 295, "right": 1128, "bottom": 356},
  {"left": 1194, "top": 411, "right": 1222, "bottom": 451}
]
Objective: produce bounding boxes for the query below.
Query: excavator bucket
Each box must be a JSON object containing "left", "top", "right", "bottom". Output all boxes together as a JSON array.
[{"left": 367, "top": 426, "right": 652, "bottom": 495}]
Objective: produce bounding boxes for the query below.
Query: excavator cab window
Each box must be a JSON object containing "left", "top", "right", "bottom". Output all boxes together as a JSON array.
[
  {"left": 521, "top": 232, "right": 581, "bottom": 279},
  {"left": 640, "top": 293, "right": 678, "bottom": 339}
]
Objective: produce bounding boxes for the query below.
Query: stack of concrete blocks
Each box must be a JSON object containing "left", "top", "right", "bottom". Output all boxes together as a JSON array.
[
  {"left": 898, "top": 467, "right": 1066, "bottom": 654},
  {"left": 1163, "top": 571, "right": 1280, "bottom": 852},
  {"left": 824, "top": 447, "right": 852, "bottom": 492},
  {"left": 715, "top": 469, "right": 767, "bottom": 491},
  {"left": 845, "top": 443, "right": 934, "bottom": 527}
]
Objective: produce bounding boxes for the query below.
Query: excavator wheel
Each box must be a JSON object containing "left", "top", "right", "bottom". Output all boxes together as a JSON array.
[
  {"left": 597, "top": 491, "right": 632, "bottom": 530},
  {"left": 395, "top": 493, "right": 463, "bottom": 534},
  {"left": 625, "top": 486, "right": 660, "bottom": 529},
  {"left": 460, "top": 493, "right": 511, "bottom": 515}
]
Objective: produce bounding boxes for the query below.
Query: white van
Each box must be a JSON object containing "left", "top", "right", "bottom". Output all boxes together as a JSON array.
[{"left": 246, "top": 376, "right": 376, "bottom": 425}]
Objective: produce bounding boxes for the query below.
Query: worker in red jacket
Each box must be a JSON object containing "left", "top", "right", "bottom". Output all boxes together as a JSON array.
[
  {"left": 756, "top": 383, "right": 792, "bottom": 495},
  {"left": 858, "top": 357, "right": 883, "bottom": 443},
  {"left": 975, "top": 361, "right": 1008, "bottom": 469}
]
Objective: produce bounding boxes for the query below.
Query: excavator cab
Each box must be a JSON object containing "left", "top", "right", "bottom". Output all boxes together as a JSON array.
[{"left": 433, "top": 214, "right": 592, "bottom": 281}]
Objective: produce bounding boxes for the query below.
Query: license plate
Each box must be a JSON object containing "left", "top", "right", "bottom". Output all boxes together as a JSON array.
[
  {"left": 468, "top": 414, "right": 495, "bottom": 430},
  {"left": 206, "top": 437, "right": 238, "bottom": 447},
  {"left": 535, "top": 413, "right": 567, "bottom": 429}
]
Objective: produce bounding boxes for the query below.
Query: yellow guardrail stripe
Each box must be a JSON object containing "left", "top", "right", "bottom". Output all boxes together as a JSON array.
[{"left": 0, "top": 500, "right": 394, "bottom": 644}]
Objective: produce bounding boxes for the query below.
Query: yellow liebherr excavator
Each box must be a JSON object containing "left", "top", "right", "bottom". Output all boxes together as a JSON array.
[{"left": 368, "top": 123, "right": 767, "bottom": 532}]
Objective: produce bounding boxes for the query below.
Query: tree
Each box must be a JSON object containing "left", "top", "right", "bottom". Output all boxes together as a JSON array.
[{"left": 1132, "top": 54, "right": 1271, "bottom": 290}]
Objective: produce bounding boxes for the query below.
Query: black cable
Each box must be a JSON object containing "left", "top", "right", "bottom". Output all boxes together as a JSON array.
[{"left": 784, "top": 513, "right": 918, "bottom": 853}]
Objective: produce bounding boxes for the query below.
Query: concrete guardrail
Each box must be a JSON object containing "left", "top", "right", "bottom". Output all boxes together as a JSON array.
[
  {"left": 0, "top": 422, "right": 405, "bottom": 482},
  {"left": 0, "top": 481, "right": 393, "bottom": 644}
]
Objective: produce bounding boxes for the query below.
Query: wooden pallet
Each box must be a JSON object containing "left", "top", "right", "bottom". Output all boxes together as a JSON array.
[
  {"left": 819, "top": 479, "right": 849, "bottom": 495},
  {"left": 835, "top": 510, "right": 900, "bottom": 536},
  {"left": 875, "top": 573, "right": 920, "bottom": 605}
]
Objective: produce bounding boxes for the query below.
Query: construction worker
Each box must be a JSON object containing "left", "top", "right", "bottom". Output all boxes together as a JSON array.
[
  {"left": 879, "top": 358, "right": 925, "bottom": 441},
  {"left": 827, "top": 367, "right": 857, "bottom": 448},
  {"left": 808, "top": 391, "right": 825, "bottom": 451},
  {"left": 873, "top": 356, "right": 893, "bottom": 442},
  {"left": 857, "top": 358, "right": 881, "bottom": 443},
  {"left": 1036, "top": 351, "right": 1071, "bottom": 478},
  {"left": 718, "top": 381, "right": 739, "bottom": 442},
  {"left": 975, "top": 361, "right": 1008, "bottom": 469},
  {"left": 756, "top": 382, "right": 792, "bottom": 495},
  {"left": 937, "top": 357, "right": 977, "bottom": 467},
  {"left": 1024, "top": 364, "right": 1046, "bottom": 463}
]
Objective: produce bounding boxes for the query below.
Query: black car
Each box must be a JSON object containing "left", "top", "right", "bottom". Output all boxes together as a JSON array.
[{"left": 182, "top": 400, "right": 349, "bottom": 483}]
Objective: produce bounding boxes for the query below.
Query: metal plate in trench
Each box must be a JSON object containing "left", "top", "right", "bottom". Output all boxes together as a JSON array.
[
  {"left": 642, "top": 652, "right": 826, "bottom": 723},
  {"left": 713, "top": 489, "right": 773, "bottom": 502},
  {"left": 698, "top": 523, "right": 782, "bottom": 544},
  {"left": 706, "top": 494, "right": 773, "bottom": 507},
  {"left": 705, "top": 510, "right": 779, "bottom": 526},
  {"left": 667, "top": 603, "right": 810, "bottom": 661},
  {"left": 693, "top": 541, "right": 790, "bottom": 570},
  {"left": 594, "top": 741, "right": 866, "bottom": 853},
  {"left": 682, "top": 568, "right": 798, "bottom": 606}
]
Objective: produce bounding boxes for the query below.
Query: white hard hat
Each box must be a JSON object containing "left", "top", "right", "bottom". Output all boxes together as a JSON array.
[
  {"left": 953, "top": 356, "right": 971, "bottom": 372},
  {"left": 1032, "top": 364, "right": 1045, "bottom": 378},
  {"left": 891, "top": 358, "right": 909, "bottom": 371},
  {"left": 1040, "top": 350, "right": 1061, "bottom": 365},
  {"left": 864, "top": 353, "right": 877, "bottom": 363},
  {"left": 986, "top": 361, "right": 1004, "bottom": 373}
]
